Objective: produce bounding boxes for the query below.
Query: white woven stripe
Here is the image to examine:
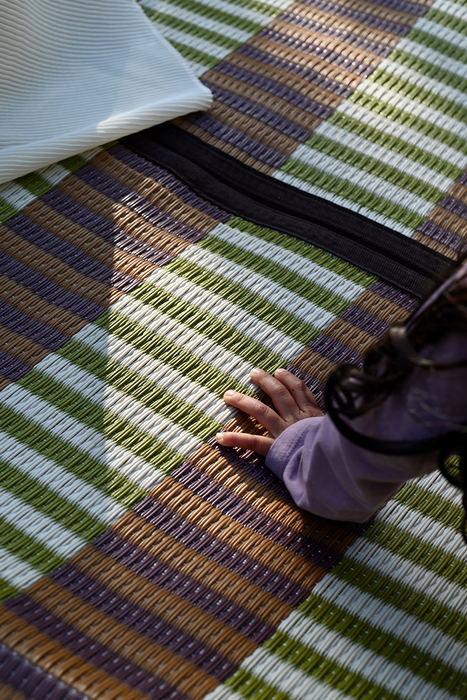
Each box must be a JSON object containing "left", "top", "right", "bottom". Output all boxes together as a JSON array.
[
  {"left": 146, "top": 0, "right": 272, "bottom": 25},
  {"left": 350, "top": 537, "right": 467, "bottom": 615},
  {"left": 416, "top": 17, "right": 467, "bottom": 50},
  {"left": 204, "top": 687, "right": 245, "bottom": 700},
  {"left": 179, "top": 245, "right": 335, "bottom": 328},
  {"left": 380, "top": 58, "right": 467, "bottom": 111},
  {"left": 374, "top": 500, "right": 465, "bottom": 556},
  {"left": 433, "top": 0, "right": 467, "bottom": 18},
  {"left": 209, "top": 223, "right": 366, "bottom": 300},
  {"left": 313, "top": 574, "right": 467, "bottom": 674},
  {"left": 396, "top": 37, "right": 467, "bottom": 81},
  {"left": 1, "top": 429, "right": 124, "bottom": 524},
  {"left": 0, "top": 384, "right": 163, "bottom": 491},
  {"left": 274, "top": 170, "right": 415, "bottom": 236},
  {"left": 337, "top": 99, "right": 467, "bottom": 167},
  {"left": 156, "top": 24, "right": 233, "bottom": 59},
  {"left": 313, "top": 121, "right": 454, "bottom": 192},
  {"left": 278, "top": 612, "right": 453, "bottom": 700},
  {"left": 241, "top": 648, "right": 352, "bottom": 700},
  {"left": 0, "top": 487, "right": 85, "bottom": 558},
  {"left": 37, "top": 353, "right": 202, "bottom": 455},
  {"left": 0, "top": 548, "right": 42, "bottom": 590},
  {"left": 145, "top": 267, "right": 305, "bottom": 358},
  {"left": 155, "top": 2, "right": 252, "bottom": 42},
  {"left": 72, "top": 323, "right": 232, "bottom": 422},
  {"left": 112, "top": 294, "right": 255, "bottom": 384},
  {"left": 360, "top": 81, "right": 466, "bottom": 140},
  {"left": 416, "top": 470, "right": 463, "bottom": 509}
]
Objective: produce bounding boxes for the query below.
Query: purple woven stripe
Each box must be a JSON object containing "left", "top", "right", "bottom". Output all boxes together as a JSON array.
[
  {"left": 215, "top": 60, "right": 333, "bottom": 117},
  {"left": 132, "top": 494, "right": 310, "bottom": 605},
  {"left": 0, "top": 250, "right": 105, "bottom": 321},
  {"left": 190, "top": 112, "right": 288, "bottom": 169},
  {"left": 364, "top": 0, "right": 426, "bottom": 15},
  {"left": 94, "top": 529, "right": 277, "bottom": 643},
  {"left": 369, "top": 280, "right": 418, "bottom": 312},
  {"left": 41, "top": 188, "right": 174, "bottom": 266},
  {"left": 258, "top": 27, "right": 374, "bottom": 77},
  {"left": 0, "top": 642, "right": 86, "bottom": 700},
  {"left": 7, "top": 215, "right": 139, "bottom": 294},
  {"left": 417, "top": 219, "right": 463, "bottom": 251},
  {"left": 438, "top": 195, "right": 467, "bottom": 222},
  {"left": 50, "top": 564, "right": 237, "bottom": 682},
  {"left": 75, "top": 162, "right": 207, "bottom": 244},
  {"left": 4, "top": 595, "right": 188, "bottom": 700},
  {"left": 0, "top": 351, "right": 30, "bottom": 382},
  {"left": 280, "top": 10, "right": 395, "bottom": 55},
  {"left": 204, "top": 81, "right": 312, "bottom": 141},
  {"left": 109, "top": 145, "right": 231, "bottom": 223},
  {"left": 237, "top": 44, "right": 352, "bottom": 97},
  {"left": 340, "top": 303, "right": 389, "bottom": 338},
  {"left": 310, "top": 331, "right": 363, "bottom": 366},
  {"left": 295, "top": 0, "right": 411, "bottom": 37},
  {"left": 0, "top": 300, "right": 68, "bottom": 350},
  {"left": 172, "top": 459, "right": 349, "bottom": 566}
]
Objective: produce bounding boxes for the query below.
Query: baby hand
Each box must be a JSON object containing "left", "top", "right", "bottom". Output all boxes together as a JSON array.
[{"left": 216, "top": 368, "right": 323, "bottom": 456}]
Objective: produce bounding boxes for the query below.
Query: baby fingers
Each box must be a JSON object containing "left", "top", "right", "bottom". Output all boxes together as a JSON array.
[
  {"left": 215, "top": 430, "right": 274, "bottom": 456},
  {"left": 223, "top": 389, "right": 286, "bottom": 438}
]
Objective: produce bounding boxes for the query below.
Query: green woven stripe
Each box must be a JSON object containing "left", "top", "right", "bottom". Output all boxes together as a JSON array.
[
  {"left": 410, "top": 27, "right": 467, "bottom": 64},
  {"left": 0, "top": 579, "right": 19, "bottom": 601},
  {"left": 198, "top": 235, "right": 354, "bottom": 314},
  {"left": 228, "top": 218, "right": 375, "bottom": 286},
  {"left": 370, "top": 67, "right": 467, "bottom": 125},
  {"left": 298, "top": 593, "right": 467, "bottom": 696},
  {"left": 165, "top": 38, "right": 219, "bottom": 67},
  {"left": 281, "top": 157, "right": 426, "bottom": 229},
  {"left": 0, "top": 517, "right": 65, "bottom": 575},
  {"left": 21, "top": 369, "right": 186, "bottom": 469},
  {"left": 132, "top": 281, "right": 287, "bottom": 371},
  {"left": 391, "top": 48, "right": 467, "bottom": 97},
  {"left": 304, "top": 132, "right": 446, "bottom": 203},
  {"left": 335, "top": 557, "right": 467, "bottom": 645},
  {"left": 363, "top": 517, "right": 467, "bottom": 589},
  {"left": 226, "top": 670, "right": 291, "bottom": 700},
  {"left": 143, "top": 6, "right": 241, "bottom": 50},
  {"left": 156, "top": 0, "right": 263, "bottom": 34},
  {"left": 57, "top": 341, "right": 220, "bottom": 439},
  {"left": 0, "top": 403, "right": 145, "bottom": 508},
  {"left": 394, "top": 481, "right": 464, "bottom": 532},
  {"left": 96, "top": 310, "right": 252, "bottom": 397},
  {"left": 350, "top": 90, "right": 467, "bottom": 155},
  {"left": 0, "top": 460, "right": 104, "bottom": 540},
  {"left": 425, "top": 7, "right": 467, "bottom": 36},
  {"left": 328, "top": 110, "right": 462, "bottom": 179},
  {"left": 170, "top": 257, "right": 324, "bottom": 345}
]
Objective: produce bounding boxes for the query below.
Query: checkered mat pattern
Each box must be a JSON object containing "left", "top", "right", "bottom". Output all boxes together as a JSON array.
[{"left": 1, "top": 0, "right": 467, "bottom": 697}]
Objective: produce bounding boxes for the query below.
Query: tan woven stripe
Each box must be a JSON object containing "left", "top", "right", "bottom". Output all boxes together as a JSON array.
[
  {"left": 174, "top": 118, "right": 276, "bottom": 175},
  {"left": 269, "top": 19, "right": 382, "bottom": 70},
  {"left": 114, "top": 511, "right": 294, "bottom": 625},
  {"left": 24, "top": 200, "right": 158, "bottom": 281},
  {"left": 329, "top": 0, "right": 432, "bottom": 25},
  {"left": 27, "top": 579, "right": 217, "bottom": 699},
  {"left": 0, "top": 225, "right": 122, "bottom": 307},
  {"left": 422, "top": 206, "right": 467, "bottom": 241},
  {"left": 354, "top": 289, "right": 411, "bottom": 325},
  {"left": 92, "top": 151, "right": 221, "bottom": 235},
  {"left": 0, "top": 681, "right": 28, "bottom": 700},
  {"left": 290, "top": 2, "right": 404, "bottom": 48},
  {"left": 247, "top": 35, "right": 362, "bottom": 89},
  {"left": 73, "top": 545, "right": 257, "bottom": 664},
  {"left": 412, "top": 230, "right": 456, "bottom": 258},
  {"left": 206, "top": 100, "right": 304, "bottom": 158},
  {"left": 146, "top": 477, "right": 324, "bottom": 588},
  {"left": 324, "top": 317, "right": 376, "bottom": 353},
  {"left": 205, "top": 71, "right": 323, "bottom": 132},
  {"left": 58, "top": 175, "right": 190, "bottom": 257},
  {"left": 0, "top": 323, "right": 49, "bottom": 366},
  {"left": 224, "top": 52, "right": 344, "bottom": 111},
  {"left": 450, "top": 182, "right": 467, "bottom": 207},
  {"left": 186, "top": 441, "right": 363, "bottom": 550},
  {"left": 0, "top": 273, "right": 86, "bottom": 336},
  {"left": 0, "top": 608, "right": 145, "bottom": 700}
]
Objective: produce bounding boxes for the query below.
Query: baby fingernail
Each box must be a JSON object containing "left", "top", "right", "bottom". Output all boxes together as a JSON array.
[
  {"left": 215, "top": 433, "right": 225, "bottom": 444},
  {"left": 224, "top": 390, "right": 235, "bottom": 398},
  {"left": 250, "top": 368, "right": 261, "bottom": 377}
]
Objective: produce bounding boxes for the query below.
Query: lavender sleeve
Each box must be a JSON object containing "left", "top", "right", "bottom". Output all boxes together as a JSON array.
[{"left": 266, "top": 334, "right": 467, "bottom": 522}]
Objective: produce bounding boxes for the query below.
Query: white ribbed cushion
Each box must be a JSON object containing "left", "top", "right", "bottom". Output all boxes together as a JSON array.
[{"left": 0, "top": 0, "right": 212, "bottom": 184}]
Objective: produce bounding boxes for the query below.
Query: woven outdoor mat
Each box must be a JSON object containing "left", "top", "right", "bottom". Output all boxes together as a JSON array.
[{"left": 1, "top": 0, "right": 467, "bottom": 698}]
